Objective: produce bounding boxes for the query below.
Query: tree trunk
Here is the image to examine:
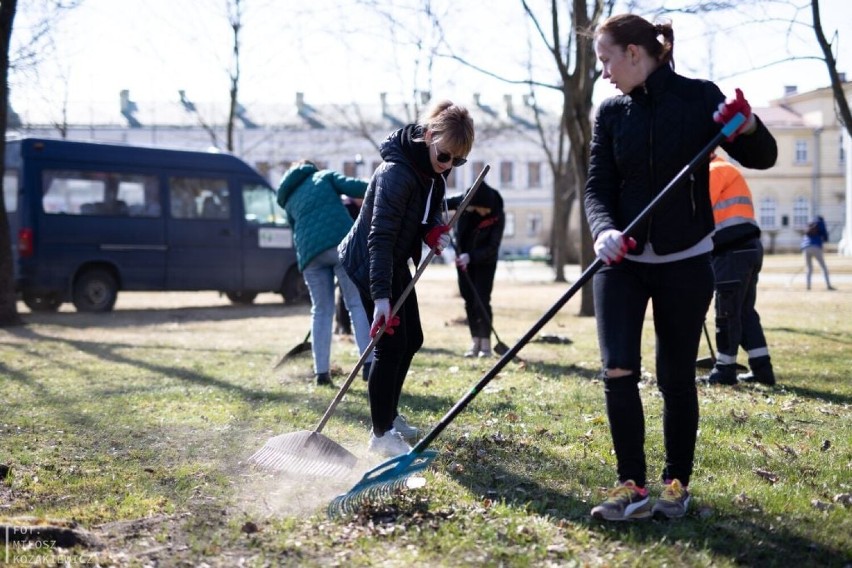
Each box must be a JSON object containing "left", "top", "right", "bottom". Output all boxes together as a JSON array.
[{"left": 0, "top": 0, "right": 23, "bottom": 327}]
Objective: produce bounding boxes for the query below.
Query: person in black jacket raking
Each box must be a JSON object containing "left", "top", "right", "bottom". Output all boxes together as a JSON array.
[
  {"left": 339, "top": 100, "right": 475, "bottom": 458},
  {"left": 446, "top": 181, "right": 505, "bottom": 358},
  {"left": 584, "top": 13, "right": 777, "bottom": 522}
]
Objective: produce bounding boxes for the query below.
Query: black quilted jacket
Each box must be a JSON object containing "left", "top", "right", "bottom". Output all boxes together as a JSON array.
[
  {"left": 339, "top": 124, "right": 447, "bottom": 301},
  {"left": 584, "top": 64, "right": 777, "bottom": 255}
]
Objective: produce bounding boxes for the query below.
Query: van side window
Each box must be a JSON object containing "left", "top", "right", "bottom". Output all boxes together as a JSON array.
[
  {"left": 42, "top": 170, "right": 159, "bottom": 217},
  {"left": 242, "top": 183, "right": 286, "bottom": 225},
  {"left": 169, "top": 177, "right": 230, "bottom": 220},
  {"left": 3, "top": 170, "right": 18, "bottom": 212}
]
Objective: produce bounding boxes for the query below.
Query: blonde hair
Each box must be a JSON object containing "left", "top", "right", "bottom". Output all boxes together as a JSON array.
[{"left": 417, "top": 100, "right": 475, "bottom": 158}]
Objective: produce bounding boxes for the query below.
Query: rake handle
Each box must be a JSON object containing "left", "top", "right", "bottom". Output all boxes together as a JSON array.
[
  {"left": 312, "top": 164, "right": 492, "bottom": 433},
  {"left": 459, "top": 255, "right": 507, "bottom": 349},
  {"left": 411, "top": 113, "right": 745, "bottom": 454}
]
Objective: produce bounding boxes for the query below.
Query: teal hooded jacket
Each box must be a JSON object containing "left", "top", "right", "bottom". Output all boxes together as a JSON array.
[{"left": 276, "top": 162, "right": 367, "bottom": 271}]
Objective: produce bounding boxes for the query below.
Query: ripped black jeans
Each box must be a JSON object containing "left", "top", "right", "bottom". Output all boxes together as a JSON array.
[{"left": 592, "top": 254, "right": 713, "bottom": 487}]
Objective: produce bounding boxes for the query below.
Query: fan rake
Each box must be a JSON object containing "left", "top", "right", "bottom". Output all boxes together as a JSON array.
[{"left": 327, "top": 113, "right": 747, "bottom": 517}]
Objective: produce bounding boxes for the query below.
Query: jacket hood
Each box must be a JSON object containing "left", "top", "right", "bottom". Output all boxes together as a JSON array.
[
  {"left": 277, "top": 162, "right": 318, "bottom": 207},
  {"left": 380, "top": 124, "right": 442, "bottom": 181}
]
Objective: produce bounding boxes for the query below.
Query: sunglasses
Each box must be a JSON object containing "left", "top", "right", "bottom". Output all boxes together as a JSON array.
[{"left": 434, "top": 144, "right": 468, "bottom": 167}]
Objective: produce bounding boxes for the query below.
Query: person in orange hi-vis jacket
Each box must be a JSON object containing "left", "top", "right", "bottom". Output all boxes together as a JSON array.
[{"left": 701, "top": 153, "right": 775, "bottom": 387}]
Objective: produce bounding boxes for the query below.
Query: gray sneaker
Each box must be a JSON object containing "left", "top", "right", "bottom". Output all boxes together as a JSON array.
[
  {"left": 652, "top": 479, "right": 691, "bottom": 519},
  {"left": 392, "top": 414, "right": 419, "bottom": 440},
  {"left": 590, "top": 480, "right": 651, "bottom": 521}
]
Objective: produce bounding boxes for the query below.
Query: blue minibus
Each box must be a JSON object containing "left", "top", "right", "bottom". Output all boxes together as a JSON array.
[{"left": 4, "top": 137, "right": 305, "bottom": 312}]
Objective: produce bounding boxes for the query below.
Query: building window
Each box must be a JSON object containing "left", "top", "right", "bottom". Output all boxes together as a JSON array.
[
  {"left": 504, "top": 212, "right": 515, "bottom": 237},
  {"left": 527, "top": 211, "right": 542, "bottom": 237},
  {"left": 500, "top": 161, "right": 514, "bottom": 187},
  {"left": 794, "top": 140, "right": 808, "bottom": 164},
  {"left": 528, "top": 162, "right": 542, "bottom": 188},
  {"left": 758, "top": 197, "right": 778, "bottom": 230},
  {"left": 342, "top": 161, "right": 358, "bottom": 177},
  {"left": 792, "top": 196, "right": 810, "bottom": 229},
  {"left": 471, "top": 161, "right": 486, "bottom": 182}
]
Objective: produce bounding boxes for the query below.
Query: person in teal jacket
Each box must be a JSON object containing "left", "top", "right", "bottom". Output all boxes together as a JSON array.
[{"left": 277, "top": 160, "right": 373, "bottom": 386}]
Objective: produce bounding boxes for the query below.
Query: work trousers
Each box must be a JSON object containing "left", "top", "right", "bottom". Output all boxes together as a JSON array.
[{"left": 712, "top": 239, "right": 769, "bottom": 365}]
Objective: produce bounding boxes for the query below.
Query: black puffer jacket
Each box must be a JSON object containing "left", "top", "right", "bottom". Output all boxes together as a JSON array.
[
  {"left": 447, "top": 182, "right": 505, "bottom": 265},
  {"left": 585, "top": 64, "right": 777, "bottom": 255},
  {"left": 339, "top": 124, "right": 447, "bottom": 301}
]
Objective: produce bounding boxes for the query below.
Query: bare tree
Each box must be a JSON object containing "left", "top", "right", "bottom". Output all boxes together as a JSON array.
[
  {"left": 226, "top": 0, "right": 243, "bottom": 152},
  {"left": 1, "top": 0, "right": 79, "bottom": 326},
  {"left": 811, "top": 0, "right": 852, "bottom": 136},
  {"left": 0, "top": 0, "right": 21, "bottom": 326}
]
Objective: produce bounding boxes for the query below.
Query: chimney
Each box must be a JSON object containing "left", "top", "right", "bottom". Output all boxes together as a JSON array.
[
  {"left": 473, "top": 93, "right": 481, "bottom": 106},
  {"left": 784, "top": 85, "right": 798, "bottom": 97},
  {"left": 119, "top": 89, "right": 141, "bottom": 128},
  {"left": 120, "top": 89, "right": 137, "bottom": 114},
  {"left": 503, "top": 94, "right": 513, "bottom": 116},
  {"left": 296, "top": 92, "right": 305, "bottom": 112},
  {"left": 419, "top": 91, "right": 431, "bottom": 105},
  {"left": 380, "top": 92, "right": 388, "bottom": 115}
]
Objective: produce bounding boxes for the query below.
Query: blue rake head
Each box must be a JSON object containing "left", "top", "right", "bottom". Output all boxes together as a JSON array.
[{"left": 327, "top": 448, "right": 439, "bottom": 518}]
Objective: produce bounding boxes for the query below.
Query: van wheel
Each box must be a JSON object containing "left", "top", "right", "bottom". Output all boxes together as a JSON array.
[
  {"left": 281, "top": 267, "right": 309, "bottom": 305},
  {"left": 226, "top": 291, "right": 257, "bottom": 305},
  {"left": 22, "top": 292, "right": 62, "bottom": 312},
  {"left": 73, "top": 269, "right": 118, "bottom": 312}
]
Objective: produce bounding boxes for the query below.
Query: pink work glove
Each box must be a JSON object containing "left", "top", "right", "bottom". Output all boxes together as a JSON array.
[
  {"left": 594, "top": 229, "right": 637, "bottom": 265},
  {"left": 370, "top": 298, "right": 400, "bottom": 338},
  {"left": 424, "top": 224, "right": 451, "bottom": 255},
  {"left": 713, "top": 88, "right": 756, "bottom": 142},
  {"left": 455, "top": 253, "right": 470, "bottom": 271}
]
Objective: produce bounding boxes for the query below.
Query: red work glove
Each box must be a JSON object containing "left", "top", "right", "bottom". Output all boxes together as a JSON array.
[
  {"left": 594, "top": 229, "right": 637, "bottom": 265},
  {"left": 713, "top": 88, "right": 756, "bottom": 142},
  {"left": 370, "top": 298, "right": 401, "bottom": 338},
  {"left": 424, "top": 224, "right": 451, "bottom": 255}
]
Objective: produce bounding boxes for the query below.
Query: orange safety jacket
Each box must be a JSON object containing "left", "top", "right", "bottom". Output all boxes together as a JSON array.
[{"left": 709, "top": 156, "right": 761, "bottom": 253}]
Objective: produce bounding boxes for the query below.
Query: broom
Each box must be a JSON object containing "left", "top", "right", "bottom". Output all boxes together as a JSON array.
[
  {"left": 327, "top": 113, "right": 747, "bottom": 517},
  {"left": 248, "top": 165, "right": 492, "bottom": 478}
]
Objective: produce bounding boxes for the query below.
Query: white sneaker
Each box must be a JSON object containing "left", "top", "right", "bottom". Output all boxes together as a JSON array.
[
  {"left": 392, "top": 414, "right": 420, "bottom": 439},
  {"left": 368, "top": 430, "right": 411, "bottom": 457}
]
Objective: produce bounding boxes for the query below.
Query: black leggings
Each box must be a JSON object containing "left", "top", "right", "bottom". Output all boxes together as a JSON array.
[
  {"left": 360, "top": 267, "right": 423, "bottom": 435},
  {"left": 593, "top": 254, "right": 713, "bottom": 487}
]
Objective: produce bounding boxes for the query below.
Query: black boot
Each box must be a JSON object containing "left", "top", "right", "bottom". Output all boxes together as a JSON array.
[
  {"left": 740, "top": 356, "right": 776, "bottom": 386},
  {"left": 706, "top": 364, "right": 738, "bottom": 385},
  {"left": 316, "top": 372, "right": 334, "bottom": 387}
]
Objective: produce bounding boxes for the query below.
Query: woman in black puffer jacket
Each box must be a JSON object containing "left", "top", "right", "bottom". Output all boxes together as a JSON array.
[
  {"left": 584, "top": 14, "right": 777, "bottom": 522},
  {"left": 339, "top": 100, "right": 475, "bottom": 457}
]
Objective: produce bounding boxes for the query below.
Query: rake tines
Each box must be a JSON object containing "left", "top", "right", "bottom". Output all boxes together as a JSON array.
[
  {"left": 327, "top": 450, "right": 438, "bottom": 518},
  {"left": 249, "top": 430, "right": 357, "bottom": 479}
]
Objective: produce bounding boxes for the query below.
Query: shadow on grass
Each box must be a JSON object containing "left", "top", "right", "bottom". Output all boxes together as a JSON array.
[
  {"left": 445, "top": 436, "right": 847, "bottom": 567},
  {"left": 17, "top": 302, "right": 310, "bottom": 329},
  {"left": 766, "top": 326, "right": 851, "bottom": 344}
]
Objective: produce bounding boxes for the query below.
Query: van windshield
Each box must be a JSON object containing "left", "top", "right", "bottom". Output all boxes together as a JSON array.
[{"left": 243, "top": 183, "right": 286, "bottom": 225}]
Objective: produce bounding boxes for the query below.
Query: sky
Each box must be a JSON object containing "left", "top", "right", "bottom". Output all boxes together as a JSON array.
[{"left": 8, "top": 0, "right": 852, "bottom": 123}]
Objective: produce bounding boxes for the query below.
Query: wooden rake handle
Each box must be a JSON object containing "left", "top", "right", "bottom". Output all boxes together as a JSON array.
[{"left": 312, "top": 164, "right": 492, "bottom": 433}]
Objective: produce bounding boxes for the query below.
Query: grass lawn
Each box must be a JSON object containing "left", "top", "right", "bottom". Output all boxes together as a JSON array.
[{"left": 1, "top": 254, "right": 850, "bottom": 567}]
